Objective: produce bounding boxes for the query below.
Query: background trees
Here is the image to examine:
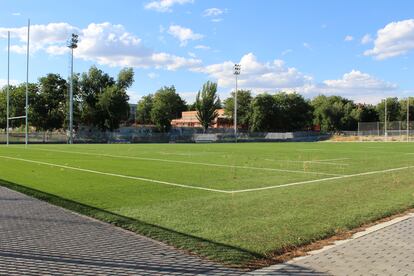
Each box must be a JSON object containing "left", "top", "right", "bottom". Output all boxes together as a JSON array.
[
  {"left": 30, "top": 74, "right": 67, "bottom": 131},
  {"left": 1, "top": 65, "right": 412, "bottom": 134},
  {"left": 249, "top": 93, "right": 277, "bottom": 132},
  {"left": 273, "top": 92, "right": 313, "bottom": 131},
  {"left": 150, "top": 86, "right": 187, "bottom": 132},
  {"left": 195, "top": 81, "right": 220, "bottom": 132},
  {"left": 311, "top": 95, "right": 358, "bottom": 132},
  {"left": 224, "top": 90, "right": 253, "bottom": 129},
  {"left": 79, "top": 66, "right": 132, "bottom": 131},
  {"left": 136, "top": 95, "right": 154, "bottom": 125}
]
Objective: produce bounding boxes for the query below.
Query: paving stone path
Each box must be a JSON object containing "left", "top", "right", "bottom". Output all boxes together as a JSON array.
[
  {"left": 1, "top": 186, "right": 413, "bottom": 275},
  {"left": 251, "top": 216, "right": 414, "bottom": 276},
  {"left": 0, "top": 186, "right": 242, "bottom": 275}
]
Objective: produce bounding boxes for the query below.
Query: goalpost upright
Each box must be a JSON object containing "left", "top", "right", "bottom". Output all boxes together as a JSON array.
[{"left": 6, "top": 31, "right": 10, "bottom": 145}]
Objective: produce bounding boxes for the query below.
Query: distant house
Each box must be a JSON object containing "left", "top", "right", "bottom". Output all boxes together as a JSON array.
[{"left": 171, "top": 109, "right": 232, "bottom": 128}]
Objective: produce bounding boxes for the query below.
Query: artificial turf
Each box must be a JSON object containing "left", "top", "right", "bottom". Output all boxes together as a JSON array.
[{"left": 0, "top": 142, "right": 413, "bottom": 267}]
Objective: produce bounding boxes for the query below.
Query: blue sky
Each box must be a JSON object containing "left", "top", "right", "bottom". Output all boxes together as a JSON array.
[{"left": 0, "top": 0, "right": 414, "bottom": 104}]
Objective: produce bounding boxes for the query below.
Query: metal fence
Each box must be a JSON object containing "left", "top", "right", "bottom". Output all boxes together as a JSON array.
[
  {"left": 357, "top": 121, "right": 414, "bottom": 141},
  {"left": 0, "top": 127, "right": 329, "bottom": 144}
]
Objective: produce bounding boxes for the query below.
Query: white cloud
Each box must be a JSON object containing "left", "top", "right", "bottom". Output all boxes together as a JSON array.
[
  {"left": 12, "top": 12, "right": 21, "bottom": 16},
  {"left": 168, "top": 25, "right": 203, "bottom": 46},
  {"left": 203, "top": 8, "right": 224, "bottom": 17},
  {"left": 193, "top": 53, "right": 398, "bottom": 104},
  {"left": 0, "top": 79, "right": 20, "bottom": 88},
  {"left": 364, "top": 19, "right": 414, "bottom": 60},
  {"left": 187, "top": 52, "right": 196, "bottom": 58},
  {"left": 194, "top": 44, "right": 210, "bottom": 50},
  {"left": 193, "top": 53, "right": 313, "bottom": 91},
  {"left": 1, "top": 22, "right": 201, "bottom": 71},
  {"left": 0, "top": 22, "right": 77, "bottom": 54},
  {"left": 281, "top": 49, "right": 293, "bottom": 56},
  {"left": 144, "top": 0, "right": 193, "bottom": 12},
  {"left": 147, "top": 72, "right": 159, "bottom": 79},
  {"left": 313, "top": 70, "right": 398, "bottom": 103},
  {"left": 344, "top": 35, "right": 354, "bottom": 42},
  {"left": 211, "top": 18, "right": 223, "bottom": 23},
  {"left": 361, "top": 34, "right": 373, "bottom": 45},
  {"left": 303, "top": 42, "right": 311, "bottom": 49}
]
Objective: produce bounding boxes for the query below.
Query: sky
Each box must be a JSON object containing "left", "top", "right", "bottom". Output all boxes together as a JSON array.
[{"left": 0, "top": 0, "right": 414, "bottom": 104}]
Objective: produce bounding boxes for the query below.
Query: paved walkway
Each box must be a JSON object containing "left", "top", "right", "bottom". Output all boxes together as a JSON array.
[
  {"left": 251, "top": 215, "right": 414, "bottom": 276},
  {"left": 1, "top": 186, "right": 413, "bottom": 275},
  {"left": 0, "top": 186, "right": 241, "bottom": 275}
]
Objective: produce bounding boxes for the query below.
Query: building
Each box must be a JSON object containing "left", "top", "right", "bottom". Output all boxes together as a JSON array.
[{"left": 171, "top": 109, "right": 232, "bottom": 128}]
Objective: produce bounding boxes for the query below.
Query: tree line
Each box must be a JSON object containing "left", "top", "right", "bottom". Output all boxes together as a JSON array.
[
  {"left": 0, "top": 66, "right": 133, "bottom": 132},
  {"left": 137, "top": 83, "right": 413, "bottom": 132},
  {"left": 1, "top": 66, "right": 412, "bottom": 133}
]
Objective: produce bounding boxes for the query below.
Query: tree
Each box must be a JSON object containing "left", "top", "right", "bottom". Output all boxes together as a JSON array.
[
  {"left": 224, "top": 90, "right": 253, "bottom": 129},
  {"left": 0, "top": 90, "right": 6, "bottom": 129},
  {"left": 273, "top": 92, "right": 313, "bottom": 131},
  {"left": 398, "top": 97, "right": 414, "bottom": 122},
  {"left": 151, "top": 86, "right": 186, "bottom": 132},
  {"left": 117, "top": 68, "right": 134, "bottom": 90},
  {"left": 195, "top": 81, "right": 220, "bottom": 131},
  {"left": 96, "top": 86, "right": 130, "bottom": 131},
  {"left": 249, "top": 93, "right": 277, "bottom": 132},
  {"left": 136, "top": 94, "right": 154, "bottom": 124},
  {"left": 30, "top": 74, "right": 67, "bottom": 131},
  {"left": 351, "top": 104, "right": 379, "bottom": 123},
  {"left": 376, "top": 97, "right": 401, "bottom": 122},
  {"left": 79, "top": 66, "right": 133, "bottom": 130},
  {"left": 6, "top": 84, "right": 38, "bottom": 129},
  {"left": 79, "top": 66, "right": 116, "bottom": 126},
  {"left": 311, "top": 95, "right": 357, "bottom": 132}
]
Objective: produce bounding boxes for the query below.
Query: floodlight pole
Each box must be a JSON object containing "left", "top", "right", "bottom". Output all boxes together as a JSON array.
[
  {"left": 233, "top": 64, "right": 240, "bottom": 143},
  {"left": 67, "top": 33, "right": 78, "bottom": 144},
  {"left": 25, "top": 19, "right": 30, "bottom": 147},
  {"left": 6, "top": 31, "right": 10, "bottom": 146}
]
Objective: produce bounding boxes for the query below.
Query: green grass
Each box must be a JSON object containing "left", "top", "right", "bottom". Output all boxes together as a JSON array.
[{"left": 0, "top": 142, "right": 413, "bottom": 267}]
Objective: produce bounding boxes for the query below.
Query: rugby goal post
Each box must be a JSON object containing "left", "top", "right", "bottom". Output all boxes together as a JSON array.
[{"left": 6, "top": 20, "right": 30, "bottom": 146}]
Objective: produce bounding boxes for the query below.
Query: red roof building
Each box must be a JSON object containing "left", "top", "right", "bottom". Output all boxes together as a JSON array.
[{"left": 171, "top": 109, "right": 232, "bottom": 128}]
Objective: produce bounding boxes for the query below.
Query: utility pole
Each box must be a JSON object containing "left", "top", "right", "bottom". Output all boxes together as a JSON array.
[
  {"left": 233, "top": 64, "right": 241, "bottom": 143},
  {"left": 67, "top": 33, "right": 78, "bottom": 144}
]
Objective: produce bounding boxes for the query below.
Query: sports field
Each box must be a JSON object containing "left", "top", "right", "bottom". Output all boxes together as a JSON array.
[{"left": 0, "top": 142, "right": 413, "bottom": 266}]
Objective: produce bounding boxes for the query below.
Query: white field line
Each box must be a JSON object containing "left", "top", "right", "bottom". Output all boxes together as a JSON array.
[
  {"left": 230, "top": 165, "right": 414, "bottom": 193},
  {"left": 26, "top": 147, "right": 342, "bottom": 177},
  {"left": 0, "top": 155, "right": 230, "bottom": 194},
  {"left": 264, "top": 158, "right": 349, "bottom": 166},
  {"left": 1, "top": 155, "right": 412, "bottom": 195}
]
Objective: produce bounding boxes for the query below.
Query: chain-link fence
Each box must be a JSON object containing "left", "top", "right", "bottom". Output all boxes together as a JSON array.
[
  {"left": 358, "top": 121, "right": 414, "bottom": 141},
  {"left": 0, "top": 127, "right": 330, "bottom": 144}
]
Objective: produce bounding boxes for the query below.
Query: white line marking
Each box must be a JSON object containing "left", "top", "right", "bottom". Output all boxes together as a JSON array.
[
  {"left": 265, "top": 158, "right": 349, "bottom": 166},
  {"left": 27, "top": 147, "right": 342, "bottom": 177},
  {"left": 0, "top": 155, "right": 230, "bottom": 194},
  {"left": 230, "top": 165, "right": 414, "bottom": 193},
  {"left": 312, "top": 158, "right": 350, "bottom": 162},
  {"left": 1, "top": 154, "right": 412, "bottom": 195}
]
